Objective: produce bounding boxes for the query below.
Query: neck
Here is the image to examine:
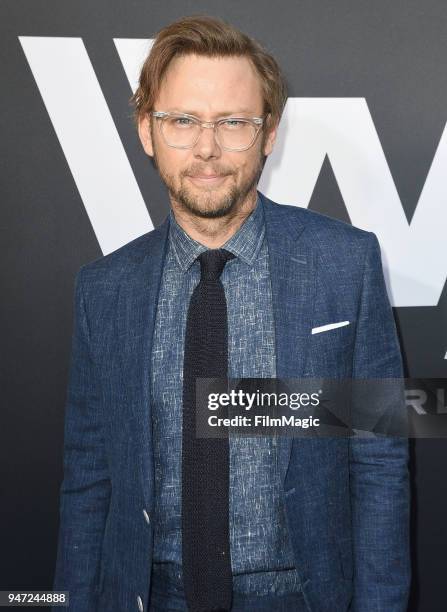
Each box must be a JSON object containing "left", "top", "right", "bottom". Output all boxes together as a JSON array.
[{"left": 169, "top": 188, "right": 258, "bottom": 248}]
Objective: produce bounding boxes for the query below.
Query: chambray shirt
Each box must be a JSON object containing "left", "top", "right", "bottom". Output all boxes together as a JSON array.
[{"left": 150, "top": 195, "right": 301, "bottom": 596}]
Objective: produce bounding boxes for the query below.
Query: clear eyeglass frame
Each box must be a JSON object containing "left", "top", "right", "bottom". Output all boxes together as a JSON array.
[{"left": 150, "top": 111, "right": 265, "bottom": 152}]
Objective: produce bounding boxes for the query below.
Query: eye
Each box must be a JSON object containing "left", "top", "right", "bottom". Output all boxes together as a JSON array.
[
  {"left": 222, "top": 119, "right": 246, "bottom": 129},
  {"left": 173, "top": 117, "right": 194, "bottom": 127}
]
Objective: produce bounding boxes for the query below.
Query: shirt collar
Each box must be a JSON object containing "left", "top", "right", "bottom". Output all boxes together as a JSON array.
[{"left": 168, "top": 193, "right": 265, "bottom": 272}]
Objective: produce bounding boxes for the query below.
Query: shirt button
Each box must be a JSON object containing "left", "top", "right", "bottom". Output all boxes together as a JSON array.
[
  {"left": 142, "top": 509, "right": 151, "bottom": 524},
  {"left": 137, "top": 595, "right": 143, "bottom": 611}
]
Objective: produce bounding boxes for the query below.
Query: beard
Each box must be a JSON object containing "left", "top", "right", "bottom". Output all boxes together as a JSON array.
[{"left": 152, "top": 145, "right": 264, "bottom": 219}]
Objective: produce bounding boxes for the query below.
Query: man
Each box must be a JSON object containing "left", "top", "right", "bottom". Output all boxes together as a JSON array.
[{"left": 53, "top": 15, "right": 410, "bottom": 612}]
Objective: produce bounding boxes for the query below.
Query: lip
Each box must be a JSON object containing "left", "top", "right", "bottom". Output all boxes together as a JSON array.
[{"left": 188, "top": 174, "right": 228, "bottom": 185}]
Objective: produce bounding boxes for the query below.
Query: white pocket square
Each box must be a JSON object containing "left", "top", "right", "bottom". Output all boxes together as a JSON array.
[{"left": 311, "top": 321, "right": 350, "bottom": 334}]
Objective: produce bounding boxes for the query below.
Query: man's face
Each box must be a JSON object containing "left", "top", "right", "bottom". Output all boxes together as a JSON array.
[{"left": 138, "top": 53, "right": 277, "bottom": 218}]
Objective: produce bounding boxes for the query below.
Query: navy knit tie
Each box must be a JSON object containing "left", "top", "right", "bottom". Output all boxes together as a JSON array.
[{"left": 182, "top": 248, "right": 235, "bottom": 611}]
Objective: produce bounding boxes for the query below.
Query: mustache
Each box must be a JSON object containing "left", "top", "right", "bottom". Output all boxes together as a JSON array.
[{"left": 183, "top": 166, "right": 234, "bottom": 177}]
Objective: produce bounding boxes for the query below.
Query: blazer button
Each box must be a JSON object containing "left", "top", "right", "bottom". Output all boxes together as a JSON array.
[
  {"left": 142, "top": 509, "right": 151, "bottom": 524},
  {"left": 137, "top": 595, "right": 144, "bottom": 611}
]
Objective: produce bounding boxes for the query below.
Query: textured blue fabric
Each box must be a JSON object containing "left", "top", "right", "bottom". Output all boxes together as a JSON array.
[
  {"left": 53, "top": 191, "right": 410, "bottom": 612},
  {"left": 150, "top": 194, "right": 301, "bottom": 596},
  {"left": 148, "top": 562, "right": 307, "bottom": 611}
]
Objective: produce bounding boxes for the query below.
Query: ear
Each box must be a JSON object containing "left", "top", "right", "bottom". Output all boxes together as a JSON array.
[
  {"left": 262, "top": 114, "right": 278, "bottom": 157},
  {"left": 137, "top": 113, "right": 154, "bottom": 157}
]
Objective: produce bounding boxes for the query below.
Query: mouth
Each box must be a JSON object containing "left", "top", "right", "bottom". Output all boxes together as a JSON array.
[{"left": 187, "top": 174, "right": 230, "bottom": 186}]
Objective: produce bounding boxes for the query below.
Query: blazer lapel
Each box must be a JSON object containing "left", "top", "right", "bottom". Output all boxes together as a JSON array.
[
  {"left": 115, "top": 215, "right": 170, "bottom": 507},
  {"left": 260, "top": 192, "right": 316, "bottom": 483}
]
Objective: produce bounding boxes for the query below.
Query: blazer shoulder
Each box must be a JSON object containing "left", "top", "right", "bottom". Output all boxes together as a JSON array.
[
  {"left": 260, "top": 193, "right": 376, "bottom": 264},
  {"left": 76, "top": 218, "right": 168, "bottom": 288}
]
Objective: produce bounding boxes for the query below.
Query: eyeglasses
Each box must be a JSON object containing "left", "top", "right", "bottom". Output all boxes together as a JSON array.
[{"left": 150, "top": 111, "right": 264, "bottom": 152}]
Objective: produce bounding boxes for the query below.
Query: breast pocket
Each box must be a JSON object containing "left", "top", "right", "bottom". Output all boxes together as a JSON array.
[{"left": 307, "top": 320, "right": 356, "bottom": 377}]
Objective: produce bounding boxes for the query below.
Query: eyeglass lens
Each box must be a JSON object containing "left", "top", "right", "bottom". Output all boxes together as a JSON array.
[{"left": 161, "top": 116, "right": 258, "bottom": 150}]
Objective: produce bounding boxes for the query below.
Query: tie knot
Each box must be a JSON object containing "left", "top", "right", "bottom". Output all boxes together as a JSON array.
[{"left": 198, "top": 248, "right": 235, "bottom": 281}]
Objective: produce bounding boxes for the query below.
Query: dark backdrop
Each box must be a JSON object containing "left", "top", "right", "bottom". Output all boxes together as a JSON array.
[{"left": 1, "top": 1, "right": 446, "bottom": 610}]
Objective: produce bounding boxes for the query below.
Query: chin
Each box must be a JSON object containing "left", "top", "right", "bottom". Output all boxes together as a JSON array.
[
  {"left": 177, "top": 185, "right": 239, "bottom": 219},
  {"left": 185, "top": 199, "right": 235, "bottom": 219}
]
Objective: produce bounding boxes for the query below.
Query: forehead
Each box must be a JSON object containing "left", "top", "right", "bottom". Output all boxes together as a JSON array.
[{"left": 156, "top": 53, "right": 264, "bottom": 116}]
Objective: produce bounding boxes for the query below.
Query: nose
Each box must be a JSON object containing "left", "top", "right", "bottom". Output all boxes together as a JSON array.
[{"left": 193, "top": 125, "right": 221, "bottom": 160}]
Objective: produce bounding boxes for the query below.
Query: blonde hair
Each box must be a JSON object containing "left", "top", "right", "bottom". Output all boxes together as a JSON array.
[{"left": 130, "top": 14, "right": 288, "bottom": 132}]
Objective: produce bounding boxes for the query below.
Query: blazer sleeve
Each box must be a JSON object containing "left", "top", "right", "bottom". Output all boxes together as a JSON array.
[
  {"left": 52, "top": 269, "right": 111, "bottom": 611},
  {"left": 349, "top": 233, "right": 411, "bottom": 611}
]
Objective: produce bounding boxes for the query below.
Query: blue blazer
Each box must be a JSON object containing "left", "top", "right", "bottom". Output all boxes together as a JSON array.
[{"left": 53, "top": 191, "right": 410, "bottom": 612}]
